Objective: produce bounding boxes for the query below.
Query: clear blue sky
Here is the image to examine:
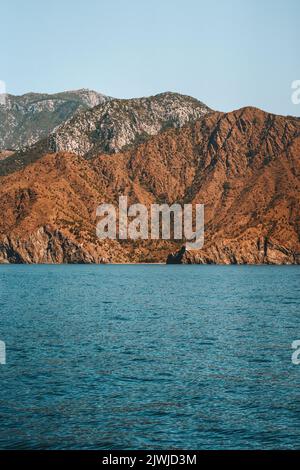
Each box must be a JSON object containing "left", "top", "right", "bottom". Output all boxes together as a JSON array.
[{"left": 1, "top": 0, "right": 299, "bottom": 115}]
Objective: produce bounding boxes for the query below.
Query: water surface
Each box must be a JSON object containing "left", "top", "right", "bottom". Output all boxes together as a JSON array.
[{"left": 0, "top": 265, "right": 299, "bottom": 449}]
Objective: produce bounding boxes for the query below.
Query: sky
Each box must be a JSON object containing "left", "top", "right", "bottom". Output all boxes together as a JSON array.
[{"left": 1, "top": 0, "right": 300, "bottom": 115}]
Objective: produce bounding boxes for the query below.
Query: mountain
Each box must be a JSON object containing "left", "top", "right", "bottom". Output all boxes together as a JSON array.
[
  {"left": 47, "top": 92, "right": 211, "bottom": 156},
  {"left": 0, "top": 92, "right": 211, "bottom": 175},
  {"left": 0, "top": 105, "right": 299, "bottom": 264},
  {"left": 0, "top": 89, "right": 109, "bottom": 150}
]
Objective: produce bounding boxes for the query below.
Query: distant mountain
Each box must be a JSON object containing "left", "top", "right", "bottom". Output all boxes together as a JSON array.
[
  {"left": 47, "top": 92, "right": 211, "bottom": 156},
  {"left": 0, "top": 92, "right": 212, "bottom": 175},
  {"left": 0, "top": 106, "right": 299, "bottom": 264},
  {"left": 0, "top": 89, "right": 110, "bottom": 150}
]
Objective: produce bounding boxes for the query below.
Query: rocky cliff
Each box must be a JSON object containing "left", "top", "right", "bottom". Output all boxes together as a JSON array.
[{"left": 0, "top": 105, "right": 299, "bottom": 264}]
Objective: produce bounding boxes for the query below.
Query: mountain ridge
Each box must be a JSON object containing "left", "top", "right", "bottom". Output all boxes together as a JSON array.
[
  {"left": 0, "top": 105, "right": 299, "bottom": 264},
  {"left": 47, "top": 91, "right": 211, "bottom": 156},
  {"left": 0, "top": 89, "right": 110, "bottom": 150},
  {"left": 0, "top": 91, "right": 212, "bottom": 175}
]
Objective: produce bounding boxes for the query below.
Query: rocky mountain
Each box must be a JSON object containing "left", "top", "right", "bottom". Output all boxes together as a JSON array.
[
  {"left": 47, "top": 92, "right": 211, "bottom": 157},
  {"left": 0, "top": 89, "right": 109, "bottom": 150},
  {"left": 0, "top": 105, "right": 299, "bottom": 264},
  {"left": 0, "top": 92, "right": 211, "bottom": 175}
]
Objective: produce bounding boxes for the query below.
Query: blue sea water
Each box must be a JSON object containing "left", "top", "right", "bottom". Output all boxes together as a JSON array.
[{"left": 0, "top": 265, "right": 300, "bottom": 450}]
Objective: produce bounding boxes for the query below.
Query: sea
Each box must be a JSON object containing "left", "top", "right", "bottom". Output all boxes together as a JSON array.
[{"left": 0, "top": 265, "right": 299, "bottom": 449}]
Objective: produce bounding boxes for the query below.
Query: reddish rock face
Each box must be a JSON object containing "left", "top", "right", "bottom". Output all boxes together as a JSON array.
[{"left": 0, "top": 106, "right": 299, "bottom": 264}]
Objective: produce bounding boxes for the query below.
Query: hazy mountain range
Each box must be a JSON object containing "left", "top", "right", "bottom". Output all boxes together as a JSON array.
[
  {"left": 0, "top": 89, "right": 109, "bottom": 150},
  {"left": 0, "top": 89, "right": 299, "bottom": 264}
]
